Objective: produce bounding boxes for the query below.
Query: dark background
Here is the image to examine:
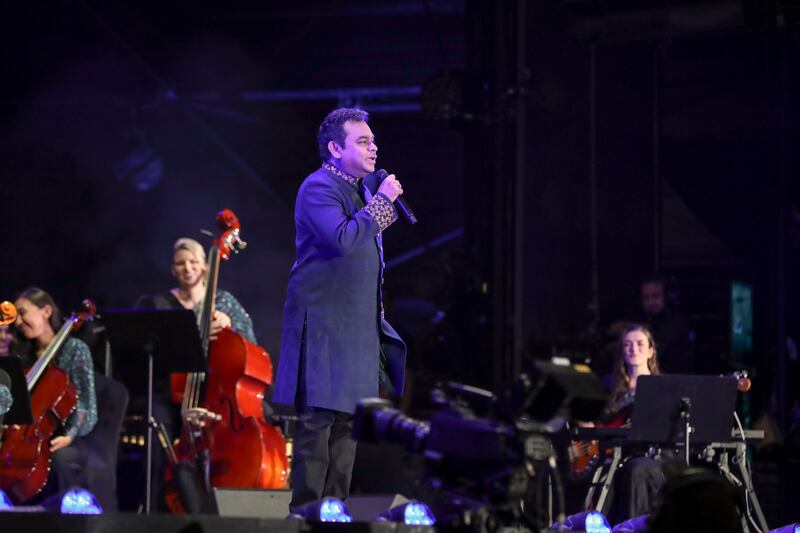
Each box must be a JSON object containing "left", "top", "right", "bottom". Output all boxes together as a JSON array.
[{"left": 2, "top": 0, "right": 800, "bottom": 523}]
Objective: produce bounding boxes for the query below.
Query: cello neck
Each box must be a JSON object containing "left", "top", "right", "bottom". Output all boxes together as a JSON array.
[{"left": 26, "top": 317, "right": 77, "bottom": 391}]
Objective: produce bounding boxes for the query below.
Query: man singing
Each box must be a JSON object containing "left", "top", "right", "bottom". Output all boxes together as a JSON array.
[{"left": 274, "top": 108, "right": 407, "bottom": 511}]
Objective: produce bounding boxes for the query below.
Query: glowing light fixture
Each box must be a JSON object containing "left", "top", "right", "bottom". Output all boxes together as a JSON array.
[
  {"left": 291, "top": 497, "right": 352, "bottom": 523},
  {"left": 0, "top": 489, "right": 13, "bottom": 511},
  {"left": 376, "top": 501, "right": 436, "bottom": 525},
  {"left": 59, "top": 488, "right": 103, "bottom": 515},
  {"left": 556, "top": 510, "right": 611, "bottom": 533}
]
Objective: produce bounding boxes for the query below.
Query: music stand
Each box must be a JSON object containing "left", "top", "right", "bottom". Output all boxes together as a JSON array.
[
  {"left": 0, "top": 357, "right": 33, "bottom": 425},
  {"left": 103, "top": 309, "right": 206, "bottom": 514},
  {"left": 628, "top": 375, "right": 738, "bottom": 463}
]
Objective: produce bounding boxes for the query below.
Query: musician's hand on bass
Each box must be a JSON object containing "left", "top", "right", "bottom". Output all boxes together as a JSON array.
[
  {"left": 209, "top": 310, "right": 232, "bottom": 340},
  {"left": 183, "top": 407, "right": 221, "bottom": 428}
]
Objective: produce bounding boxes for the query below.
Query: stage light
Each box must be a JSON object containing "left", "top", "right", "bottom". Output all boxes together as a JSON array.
[
  {"left": 768, "top": 525, "right": 800, "bottom": 533},
  {"left": 290, "top": 497, "right": 352, "bottom": 523},
  {"left": 376, "top": 501, "right": 436, "bottom": 525},
  {"left": 556, "top": 510, "right": 611, "bottom": 533},
  {"left": 0, "top": 489, "right": 13, "bottom": 511},
  {"left": 59, "top": 488, "right": 103, "bottom": 515},
  {"left": 612, "top": 514, "right": 649, "bottom": 532}
]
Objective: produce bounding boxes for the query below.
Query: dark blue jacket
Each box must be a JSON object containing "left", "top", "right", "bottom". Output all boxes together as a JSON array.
[{"left": 273, "top": 166, "right": 406, "bottom": 414}]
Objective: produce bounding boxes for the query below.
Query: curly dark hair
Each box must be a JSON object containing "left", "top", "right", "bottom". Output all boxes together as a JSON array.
[{"left": 317, "top": 107, "right": 369, "bottom": 161}]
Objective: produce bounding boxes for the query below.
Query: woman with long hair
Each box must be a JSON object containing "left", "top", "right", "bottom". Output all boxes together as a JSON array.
[
  {"left": 10, "top": 286, "right": 97, "bottom": 494},
  {"left": 603, "top": 323, "right": 665, "bottom": 523},
  {"left": 604, "top": 323, "right": 661, "bottom": 424}
]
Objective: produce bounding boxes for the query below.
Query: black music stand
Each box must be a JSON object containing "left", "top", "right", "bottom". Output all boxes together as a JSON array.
[
  {"left": 629, "top": 375, "right": 738, "bottom": 463},
  {"left": 0, "top": 357, "right": 33, "bottom": 425},
  {"left": 103, "top": 309, "right": 205, "bottom": 514}
]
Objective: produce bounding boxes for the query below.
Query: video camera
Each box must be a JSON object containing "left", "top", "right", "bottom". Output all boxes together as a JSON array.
[{"left": 353, "top": 359, "right": 608, "bottom": 532}]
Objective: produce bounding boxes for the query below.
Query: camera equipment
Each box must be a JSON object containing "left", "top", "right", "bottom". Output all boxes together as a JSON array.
[{"left": 353, "top": 359, "right": 607, "bottom": 532}]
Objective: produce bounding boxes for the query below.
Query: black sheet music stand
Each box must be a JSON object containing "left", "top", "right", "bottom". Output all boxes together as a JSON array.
[
  {"left": 103, "top": 308, "right": 205, "bottom": 514},
  {"left": 629, "top": 374, "right": 738, "bottom": 462},
  {"left": 0, "top": 357, "right": 33, "bottom": 425},
  {"left": 586, "top": 375, "right": 739, "bottom": 514}
]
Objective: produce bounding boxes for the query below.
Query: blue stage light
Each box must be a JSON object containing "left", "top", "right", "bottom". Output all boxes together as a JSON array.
[
  {"left": 59, "top": 488, "right": 103, "bottom": 515},
  {"left": 768, "top": 525, "right": 800, "bottom": 533},
  {"left": 0, "top": 489, "right": 13, "bottom": 511},
  {"left": 375, "top": 500, "right": 436, "bottom": 525},
  {"left": 291, "top": 497, "right": 352, "bottom": 523},
  {"left": 556, "top": 510, "right": 611, "bottom": 533},
  {"left": 319, "top": 498, "right": 352, "bottom": 523},
  {"left": 585, "top": 511, "right": 612, "bottom": 533},
  {"left": 403, "top": 502, "right": 436, "bottom": 526}
]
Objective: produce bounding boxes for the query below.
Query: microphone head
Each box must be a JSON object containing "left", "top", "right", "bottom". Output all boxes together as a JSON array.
[{"left": 363, "top": 169, "right": 388, "bottom": 196}]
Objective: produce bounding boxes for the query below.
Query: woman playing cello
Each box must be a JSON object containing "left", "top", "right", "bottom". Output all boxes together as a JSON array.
[{"left": 8, "top": 287, "right": 97, "bottom": 496}]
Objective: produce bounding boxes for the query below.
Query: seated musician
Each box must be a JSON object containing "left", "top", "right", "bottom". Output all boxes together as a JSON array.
[
  {"left": 136, "top": 237, "right": 256, "bottom": 342},
  {"left": 1, "top": 324, "right": 12, "bottom": 356},
  {"left": 0, "top": 367, "right": 11, "bottom": 426},
  {"left": 581, "top": 323, "right": 666, "bottom": 524},
  {"left": 2, "top": 319, "right": 14, "bottom": 431},
  {"left": 134, "top": 237, "right": 257, "bottom": 510},
  {"left": 0, "top": 325, "right": 11, "bottom": 422},
  {"left": 9, "top": 287, "right": 97, "bottom": 496}
]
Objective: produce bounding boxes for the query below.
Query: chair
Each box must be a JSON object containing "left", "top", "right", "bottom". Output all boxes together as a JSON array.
[{"left": 83, "top": 372, "right": 129, "bottom": 511}]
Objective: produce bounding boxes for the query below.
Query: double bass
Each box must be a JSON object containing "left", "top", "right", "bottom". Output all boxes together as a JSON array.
[
  {"left": 0, "top": 300, "right": 95, "bottom": 503},
  {"left": 164, "top": 209, "right": 288, "bottom": 513}
]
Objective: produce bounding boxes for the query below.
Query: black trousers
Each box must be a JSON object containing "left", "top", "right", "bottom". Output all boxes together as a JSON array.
[
  {"left": 607, "top": 456, "right": 665, "bottom": 524},
  {"left": 46, "top": 437, "right": 89, "bottom": 497},
  {"left": 289, "top": 407, "right": 357, "bottom": 512}
]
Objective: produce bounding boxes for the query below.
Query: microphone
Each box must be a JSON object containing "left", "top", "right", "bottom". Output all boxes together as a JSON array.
[{"left": 374, "top": 169, "right": 418, "bottom": 225}]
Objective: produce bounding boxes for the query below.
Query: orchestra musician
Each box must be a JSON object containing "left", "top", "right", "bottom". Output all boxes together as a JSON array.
[
  {"left": 579, "top": 323, "right": 665, "bottom": 524},
  {"left": 0, "top": 366, "right": 11, "bottom": 426},
  {"left": 134, "top": 236, "right": 258, "bottom": 510},
  {"left": 0, "top": 324, "right": 12, "bottom": 357},
  {"left": 0, "top": 324, "right": 11, "bottom": 423},
  {"left": 136, "top": 237, "right": 256, "bottom": 343},
  {"left": 9, "top": 287, "right": 97, "bottom": 496}
]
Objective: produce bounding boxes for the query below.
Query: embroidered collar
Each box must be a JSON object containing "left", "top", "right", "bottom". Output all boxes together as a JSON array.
[{"left": 322, "top": 162, "right": 360, "bottom": 187}]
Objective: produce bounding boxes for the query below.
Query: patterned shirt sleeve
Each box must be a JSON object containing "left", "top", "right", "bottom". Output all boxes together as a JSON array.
[
  {"left": 362, "top": 192, "right": 398, "bottom": 232},
  {"left": 0, "top": 385, "right": 12, "bottom": 416},
  {"left": 58, "top": 337, "right": 98, "bottom": 439},
  {"left": 215, "top": 290, "right": 257, "bottom": 344}
]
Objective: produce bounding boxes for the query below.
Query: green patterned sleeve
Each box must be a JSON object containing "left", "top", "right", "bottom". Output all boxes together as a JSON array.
[
  {"left": 0, "top": 385, "right": 12, "bottom": 416},
  {"left": 216, "top": 290, "right": 257, "bottom": 345},
  {"left": 59, "top": 338, "right": 98, "bottom": 439}
]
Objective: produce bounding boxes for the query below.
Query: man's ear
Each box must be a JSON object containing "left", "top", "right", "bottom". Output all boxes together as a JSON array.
[{"left": 328, "top": 140, "right": 342, "bottom": 160}]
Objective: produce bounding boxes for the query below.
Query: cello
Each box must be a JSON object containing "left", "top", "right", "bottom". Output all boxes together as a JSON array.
[
  {"left": 0, "top": 300, "right": 96, "bottom": 503},
  {"left": 164, "top": 209, "right": 288, "bottom": 513}
]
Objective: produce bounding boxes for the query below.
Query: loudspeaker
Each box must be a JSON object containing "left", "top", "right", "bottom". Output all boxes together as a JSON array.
[
  {"left": 345, "top": 494, "right": 409, "bottom": 521},
  {"left": 212, "top": 488, "right": 292, "bottom": 519}
]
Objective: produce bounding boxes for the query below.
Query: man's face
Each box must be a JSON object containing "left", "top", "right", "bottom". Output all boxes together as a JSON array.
[
  {"left": 641, "top": 281, "right": 665, "bottom": 315},
  {"left": 332, "top": 120, "right": 377, "bottom": 178}
]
